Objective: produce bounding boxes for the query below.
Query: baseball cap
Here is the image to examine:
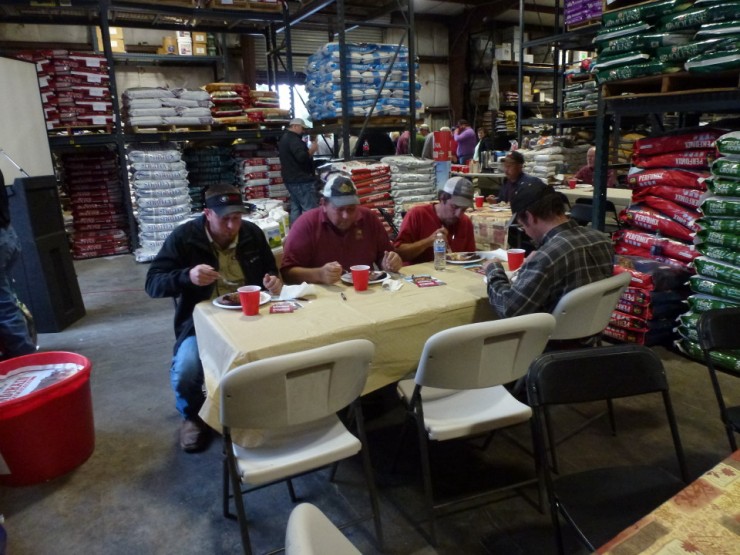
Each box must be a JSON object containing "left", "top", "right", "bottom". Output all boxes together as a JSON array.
[
  {"left": 205, "top": 185, "right": 248, "bottom": 217},
  {"left": 441, "top": 176, "right": 474, "bottom": 208},
  {"left": 509, "top": 180, "right": 562, "bottom": 222},
  {"left": 321, "top": 174, "right": 359, "bottom": 207},
  {"left": 289, "top": 118, "right": 307, "bottom": 127},
  {"left": 504, "top": 150, "right": 525, "bottom": 165},
  {"left": 419, "top": 123, "right": 430, "bottom": 130}
]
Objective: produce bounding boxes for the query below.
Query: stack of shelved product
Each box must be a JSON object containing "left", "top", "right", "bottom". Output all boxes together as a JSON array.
[
  {"left": 380, "top": 156, "right": 435, "bottom": 229},
  {"left": 233, "top": 142, "right": 285, "bottom": 201},
  {"left": 565, "top": 0, "right": 602, "bottom": 28},
  {"left": 320, "top": 161, "right": 395, "bottom": 234},
  {"left": 16, "top": 49, "right": 114, "bottom": 132},
  {"left": 122, "top": 87, "right": 213, "bottom": 130},
  {"left": 304, "top": 43, "right": 422, "bottom": 121},
  {"left": 128, "top": 143, "right": 191, "bottom": 263},
  {"left": 675, "top": 130, "right": 740, "bottom": 364},
  {"left": 247, "top": 90, "right": 290, "bottom": 124},
  {"left": 591, "top": 0, "right": 739, "bottom": 83},
  {"left": 605, "top": 256, "right": 691, "bottom": 345},
  {"left": 205, "top": 83, "right": 250, "bottom": 124},
  {"left": 60, "top": 149, "right": 130, "bottom": 259},
  {"left": 527, "top": 143, "right": 585, "bottom": 182},
  {"left": 563, "top": 60, "right": 598, "bottom": 114},
  {"left": 182, "top": 145, "right": 236, "bottom": 212},
  {"left": 605, "top": 127, "right": 728, "bottom": 345}
]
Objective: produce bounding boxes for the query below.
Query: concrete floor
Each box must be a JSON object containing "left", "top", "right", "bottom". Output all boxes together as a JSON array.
[{"left": 0, "top": 254, "right": 736, "bottom": 554}]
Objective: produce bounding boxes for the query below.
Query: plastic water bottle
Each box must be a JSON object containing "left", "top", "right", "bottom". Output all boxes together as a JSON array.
[{"left": 433, "top": 232, "right": 446, "bottom": 271}]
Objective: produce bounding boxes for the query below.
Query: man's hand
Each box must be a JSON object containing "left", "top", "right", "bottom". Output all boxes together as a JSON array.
[
  {"left": 428, "top": 227, "right": 448, "bottom": 246},
  {"left": 319, "top": 261, "right": 343, "bottom": 284},
  {"left": 381, "top": 251, "right": 402, "bottom": 273},
  {"left": 263, "top": 273, "right": 283, "bottom": 295},
  {"left": 189, "top": 264, "right": 219, "bottom": 286}
]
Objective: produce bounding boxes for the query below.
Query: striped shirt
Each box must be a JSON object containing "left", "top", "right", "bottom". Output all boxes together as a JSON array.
[{"left": 486, "top": 219, "right": 614, "bottom": 318}]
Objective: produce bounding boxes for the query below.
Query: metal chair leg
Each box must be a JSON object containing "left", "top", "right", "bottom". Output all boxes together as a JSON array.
[
  {"left": 286, "top": 478, "right": 298, "bottom": 503},
  {"left": 414, "top": 411, "right": 437, "bottom": 545}
]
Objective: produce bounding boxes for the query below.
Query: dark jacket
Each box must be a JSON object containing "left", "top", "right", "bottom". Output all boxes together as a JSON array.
[
  {"left": 0, "top": 170, "right": 9, "bottom": 229},
  {"left": 278, "top": 130, "right": 315, "bottom": 182},
  {"left": 145, "top": 215, "right": 278, "bottom": 354}
]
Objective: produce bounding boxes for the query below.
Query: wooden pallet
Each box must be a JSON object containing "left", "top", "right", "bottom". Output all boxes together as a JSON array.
[
  {"left": 564, "top": 109, "right": 598, "bottom": 119},
  {"left": 209, "top": 0, "right": 281, "bottom": 12},
  {"left": 566, "top": 17, "right": 601, "bottom": 32},
  {"left": 126, "top": 124, "right": 212, "bottom": 134},
  {"left": 602, "top": 70, "right": 740, "bottom": 98},
  {"left": 314, "top": 116, "right": 422, "bottom": 128},
  {"left": 48, "top": 124, "right": 114, "bottom": 136}
]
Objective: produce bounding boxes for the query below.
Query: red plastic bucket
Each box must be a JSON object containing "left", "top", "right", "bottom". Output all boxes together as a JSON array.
[{"left": 0, "top": 351, "right": 94, "bottom": 486}]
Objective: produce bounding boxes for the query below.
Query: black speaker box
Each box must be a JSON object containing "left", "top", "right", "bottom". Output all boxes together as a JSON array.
[{"left": 9, "top": 176, "right": 85, "bottom": 332}]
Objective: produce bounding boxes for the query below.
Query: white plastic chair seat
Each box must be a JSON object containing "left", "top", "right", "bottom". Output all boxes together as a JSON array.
[
  {"left": 232, "top": 415, "right": 361, "bottom": 486},
  {"left": 397, "top": 382, "right": 532, "bottom": 441},
  {"left": 285, "top": 503, "right": 362, "bottom": 555}
]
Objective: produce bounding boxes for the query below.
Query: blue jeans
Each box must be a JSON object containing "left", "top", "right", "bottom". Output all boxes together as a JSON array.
[
  {"left": 0, "top": 225, "right": 35, "bottom": 359},
  {"left": 458, "top": 155, "right": 472, "bottom": 165},
  {"left": 285, "top": 180, "right": 319, "bottom": 223},
  {"left": 170, "top": 335, "right": 205, "bottom": 419}
]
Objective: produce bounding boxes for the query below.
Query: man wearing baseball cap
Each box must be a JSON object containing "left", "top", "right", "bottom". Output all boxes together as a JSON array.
[
  {"left": 394, "top": 176, "right": 476, "bottom": 264},
  {"left": 483, "top": 180, "right": 614, "bottom": 318},
  {"left": 146, "top": 184, "right": 282, "bottom": 452},
  {"left": 278, "top": 118, "right": 319, "bottom": 223},
  {"left": 281, "top": 174, "right": 403, "bottom": 284},
  {"left": 486, "top": 150, "right": 545, "bottom": 204}
]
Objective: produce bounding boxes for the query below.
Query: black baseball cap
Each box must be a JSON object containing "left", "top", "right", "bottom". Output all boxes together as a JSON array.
[
  {"left": 205, "top": 185, "right": 248, "bottom": 217},
  {"left": 504, "top": 151, "right": 525, "bottom": 165},
  {"left": 509, "top": 181, "right": 562, "bottom": 223}
]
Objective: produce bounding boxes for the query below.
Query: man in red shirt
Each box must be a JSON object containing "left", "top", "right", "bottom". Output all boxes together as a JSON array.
[
  {"left": 281, "top": 174, "right": 403, "bottom": 284},
  {"left": 394, "top": 176, "right": 476, "bottom": 264}
]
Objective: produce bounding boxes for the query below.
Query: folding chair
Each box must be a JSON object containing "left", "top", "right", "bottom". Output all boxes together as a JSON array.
[
  {"left": 285, "top": 503, "right": 361, "bottom": 555},
  {"left": 396, "top": 313, "right": 556, "bottom": 544},
  {"left": 697, "top": 307, "right": 740, "bottom": 451},
  {"left": 572, "top": 197, "right": 621, "bottom": 234},
  {"left": 219, "top": 339, "right": 382, "bottom": 555},
  {"left": 544, "top": 271, "right": 632, "bottom": 472},
  {"left": 527, "top": 344, "right": 689, "bottom": 554}
]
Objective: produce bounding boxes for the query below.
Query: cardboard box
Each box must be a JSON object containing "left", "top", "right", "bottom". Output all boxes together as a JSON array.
[
  {"left": 177, "top": 39, "right": 192, "bottom": 56},
  {"left": 494, "top": 43, "right": 512, "bottom": 61},
  {"left": 472, "top": 212, "right": 509, "bottom": 250},
  {"left": 162, "top": 36, "right": 177, "bottom": 55},
  {"left": 192, "top": 31, "right": 207, "bottom": 43},
  {"left": 193, "top": 42, "right": 208, "bottom": 56},
  {"left": 95, "top": 27, "right": 126, "bottom": 53},
  {"left": 175, "top": 30, "right": 191, "bottom": 40}
]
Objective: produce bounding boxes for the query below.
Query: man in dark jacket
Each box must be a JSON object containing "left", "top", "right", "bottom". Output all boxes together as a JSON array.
[
  {"left": 278, "top": 118, "right": 319, "bottom": 223},
  {"left": 145, "top": 185, "right": 282, "bottom": 452},
  {"left": 0, "top": 169, "right": 36, "bottom": 359}
]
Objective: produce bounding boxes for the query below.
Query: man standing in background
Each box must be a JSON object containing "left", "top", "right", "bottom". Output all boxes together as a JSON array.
[
  {"left": 454, "top": 119, "right": 476, "bottom": 164},
  {"left": 279, "top": 118, "right": 319, "bottom": 223},
  {"left": 413, "top": 124, "right": 430, "bottom": 157},
  {"left": 0, "top": 169, "right": 36, "bottom": 360}
]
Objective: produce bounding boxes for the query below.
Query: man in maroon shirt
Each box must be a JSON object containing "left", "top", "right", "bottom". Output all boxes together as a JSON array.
[
  {"left": 394, "top": 176, "right": 476, "bottom": 264},
  {"left": 280, "top": 174, "right": 403, "bottom": 284}
]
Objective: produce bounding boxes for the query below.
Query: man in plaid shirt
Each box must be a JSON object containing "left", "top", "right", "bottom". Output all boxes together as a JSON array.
[{"left": 485, "top": 181, "right": 614, "bottom": 318}]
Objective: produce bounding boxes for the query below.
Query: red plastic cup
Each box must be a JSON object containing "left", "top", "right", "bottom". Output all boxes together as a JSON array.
[
  {"left": 474, "top": 196, "right": 484, "bottom": 209},
  {"left": 507, "top": 248, "right": 526, "bottom": 271},
  {"left": 568, "top": 178, "right": 577, "bottom": 189},
  {"left": 350, "top": 265, "right": 370, "bottom": 292},
  {"left": 237, "top": 285, "right": 261, "bottom": 316}
]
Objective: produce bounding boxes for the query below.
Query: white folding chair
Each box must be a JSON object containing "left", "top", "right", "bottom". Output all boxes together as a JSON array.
[
  {"left": 285, "top": 503, "right": 362, "bottom": 555},
  {"left": 395, "top": 313, "right": 556, "bottom": 544},
  {"left": 219, "top": 339, "right": 382, "bottom": 555},
  {"left": 545, "top": 272, "right": 632, "bottom": 472}
]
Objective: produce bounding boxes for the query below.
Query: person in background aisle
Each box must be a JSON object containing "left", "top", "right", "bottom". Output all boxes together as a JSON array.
[
  {"left": 355, "top": 131, "right": 396, "bottom": 157},
  {"left": 394, "top": 176, "right": 476, "bottom": 264},
  {"left": 0, "top": 169, "right": 36, "bottom": 360},
  {"left": 396, "top": 129, "right": 411, "bottom": 155},
  {"left": 310, "top": 133, "right": 335, "bottom": 158},
  {"left": 473, "top": 128, "right": 493, "bottom": 164},
  {"left": 145, "top": 185, "right": 282, "bottom": 453},
  {"left": 484, "top": 180, "right": 613, "bottom": 318},
  {"left": 574, "top": 146, "right": 617, "bottom": 187},
  {"left": 454, "top": 119, "right": 476, "bottom": 164},
  {"left": 413, "top": 124, "right": 430, "bottom": 157},
  {"left": 485, "top": 150, "right": 544, "bottom": 204},
  {"left": 278, "top": 118, "right": 319, "bottom": 223},
  {"left": 280, "top": 174, "right": 403, "bottom": 285},
  {"left": 421, "top": 126, "right": 435, "bottom": 159}
]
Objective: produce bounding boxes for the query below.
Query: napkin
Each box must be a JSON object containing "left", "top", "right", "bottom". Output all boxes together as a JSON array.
[
  {"left": 382, "top": 278, "right": 404, "bottom": 291},
  {"left": 279, "top": 282, "right": 316, "bottom": 300}
]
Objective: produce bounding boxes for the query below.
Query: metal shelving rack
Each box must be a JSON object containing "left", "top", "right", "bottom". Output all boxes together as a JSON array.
[
  {"left": 0, "top": 0, "right": 290, "bottom": 247},
  {"left": 280, "top": 0, "right": 418, "bottom": 160}
]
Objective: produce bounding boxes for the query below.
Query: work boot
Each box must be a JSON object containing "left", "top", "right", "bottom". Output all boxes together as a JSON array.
[{"left": 179, "top": 417, "right": 211, "bottom": 453}]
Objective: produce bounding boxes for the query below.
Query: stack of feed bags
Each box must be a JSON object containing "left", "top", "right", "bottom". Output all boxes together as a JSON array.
[
  {"left": 675, "top": 130, "right": 740, "bottom": 370},
  {"left": 182, "top": 145, "right": 236, "bottom": 212},
  {"left": 233, "top": 142, "right": 285, "bottom": 201},
  {"left": 380, "top": 155, "right": 436, "bottom": 229},
  {"left": 122, "top": 87, "right": 213, "bottom": 128}
]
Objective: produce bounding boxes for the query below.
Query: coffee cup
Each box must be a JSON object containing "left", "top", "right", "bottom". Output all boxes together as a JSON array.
[
  {"left": 507, "top": 249, "right": 526, "bottom": 271},
  {"left": 237, "top": 285, "right": 262, "bottom": 316},
  {"left": 350, "top": 265, "right": 370, "bottom": 291}
]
